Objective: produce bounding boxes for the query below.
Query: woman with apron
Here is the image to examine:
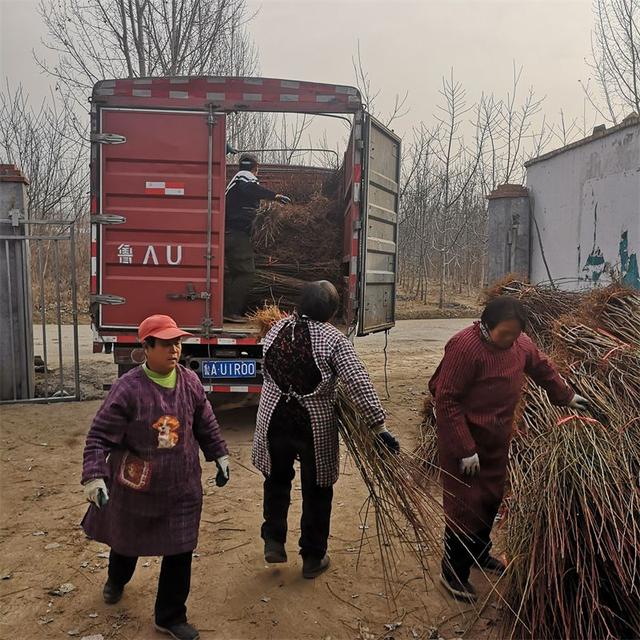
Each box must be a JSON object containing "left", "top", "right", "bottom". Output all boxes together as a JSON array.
[{"left": 252, "top": 281, "right": 400, "bottom": 578}]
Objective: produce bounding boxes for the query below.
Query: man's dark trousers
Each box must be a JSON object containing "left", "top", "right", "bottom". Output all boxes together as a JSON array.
[{"left": 224, "top": 229, "right": 255, "bottom": 317}]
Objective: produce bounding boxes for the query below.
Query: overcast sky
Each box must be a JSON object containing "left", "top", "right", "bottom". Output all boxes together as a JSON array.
[{"left": 1, "top": 0, "right": 597, "bottom": 141}]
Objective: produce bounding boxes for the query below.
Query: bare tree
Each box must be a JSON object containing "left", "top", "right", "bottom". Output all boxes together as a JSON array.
[
  {"left": 493, "top": 64, "right": 545, "bottom": 183},
  {"left": 398, "top": 124, "right": 439, "bottom": 302},
  {"left": 399, "top": 64, "right": 592, "bottom": 308},
  {"left": 0, "top": 83, "right": 87, "bottom": 222},
  {"left": 0, "top": 82, "right": 89, "bottom": 304},
  {"left": 397, "top": 71, "right": 490, "bottom": 308},
  {"left": 429, "top": 71, "right": 489, "bottom": 307},
  {"left": 271, "top": 114, "right": 314, "bottom": 164},
  {"left": 529, "top": 114, "right": 555, "bottom": 158},
  {"left": 476, "top": 92, "right": 504, "bottom": 194},
  {"left": 471, "top": 64, "right": 546, "bottom": 187},
  {"left": 551, "top": 109, "right": 582, "bottom": 146},
  {"left": 582, "top": 0, "right": 640, "bottom": 123},
  {"left": 352, "top": 41, "right": 409, "bottom": 127},
  {"left": 37, "top": 0, "right": 257, "bottom": 107}
]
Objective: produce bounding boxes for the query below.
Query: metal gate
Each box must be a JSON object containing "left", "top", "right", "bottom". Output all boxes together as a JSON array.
[{"left": 0, "top": 215, "right": 81, "bottom": 403}]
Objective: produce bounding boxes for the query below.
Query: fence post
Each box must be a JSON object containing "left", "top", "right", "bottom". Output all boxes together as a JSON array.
[{"left": 0, "top": 164, "right": 34, "bottom": 401}]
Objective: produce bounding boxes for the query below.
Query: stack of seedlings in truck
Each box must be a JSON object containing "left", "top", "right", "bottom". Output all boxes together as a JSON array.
[{"left": 248, "top": 171, "right": 343, "bottom": 312}]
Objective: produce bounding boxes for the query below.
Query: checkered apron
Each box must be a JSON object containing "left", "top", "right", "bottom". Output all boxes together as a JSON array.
[{"left": 253, "top": 316, "right": 385, "bottom": 486}]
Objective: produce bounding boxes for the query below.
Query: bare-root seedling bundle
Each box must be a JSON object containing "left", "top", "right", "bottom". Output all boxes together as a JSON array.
[
  {"left": 249, "top": 192, "right": 343, "bottom": 311},
  {"left": 336, "top": 388, "right": 444, "bottom": 594}
]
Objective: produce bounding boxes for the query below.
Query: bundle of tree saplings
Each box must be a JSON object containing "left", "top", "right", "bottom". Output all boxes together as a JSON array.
[
  {"left": 248, "top": 192, "right": 343, "bottom": 311},
  {"left": 335, "top": 387, "right": 445, "bottom": 594},
  {"left": 501, "top": 378, "right": 640, "bottom": 640},
  {"left": 417, "top": 280, "right": 640, "bottom": 639}
]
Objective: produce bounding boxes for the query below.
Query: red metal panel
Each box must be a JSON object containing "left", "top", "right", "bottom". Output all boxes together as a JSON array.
[
  {"left": 93, "top": 77, "right": 362, "bottom": 115},
  {"left": 98, "top": 108, "right": 225, "bottom": 331}
]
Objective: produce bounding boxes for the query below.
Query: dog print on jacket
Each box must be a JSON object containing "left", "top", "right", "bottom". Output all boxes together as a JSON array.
[{"left": 152, "top": 415, "right": 180, "bottom": 448}]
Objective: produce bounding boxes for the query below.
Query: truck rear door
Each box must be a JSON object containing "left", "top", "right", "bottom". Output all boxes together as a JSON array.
[
  {"left": 95, "top": 108, "right": 225, "bottom": 332},
  {"left": 357, "top": 115, "right": 400, "bottom": 335}
]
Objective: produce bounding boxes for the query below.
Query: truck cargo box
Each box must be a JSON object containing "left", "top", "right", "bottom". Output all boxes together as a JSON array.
[{"left": 89, "top": 76, "right": 400, "bottom": 389}]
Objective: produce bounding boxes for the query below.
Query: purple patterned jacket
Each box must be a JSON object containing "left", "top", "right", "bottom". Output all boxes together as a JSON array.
[{"left": 81, "top": 365, "right": 228, "bottom": 557}]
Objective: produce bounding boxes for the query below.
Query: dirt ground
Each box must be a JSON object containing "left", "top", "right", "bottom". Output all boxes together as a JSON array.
[
  {"left": 395, "top": 291, "right": 481, "bottom": 321},
  {"left": 0, "top": 317, "right": 508, "bottom": 640}
]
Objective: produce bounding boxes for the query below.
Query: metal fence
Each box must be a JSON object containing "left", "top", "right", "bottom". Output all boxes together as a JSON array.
[{"left": 0, "top": 216, "right": 80, "bottom": 403}]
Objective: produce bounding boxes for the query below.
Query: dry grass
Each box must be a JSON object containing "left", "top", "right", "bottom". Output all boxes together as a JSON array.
[{"left": 247, "top": 304, "right": 288, "bottom": 339}]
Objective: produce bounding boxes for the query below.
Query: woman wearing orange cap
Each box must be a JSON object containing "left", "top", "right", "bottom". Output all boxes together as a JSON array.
[{"left": 81, "top": 314, "right": 229, "bottom": 640}]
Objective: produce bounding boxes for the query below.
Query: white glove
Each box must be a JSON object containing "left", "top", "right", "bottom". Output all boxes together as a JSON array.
[
  {"left": 215, "top": 455, "right": 230, "bottom": 487},
  {"left": 569, "top": 394, "right": 589, "bottom": 411},
  {"left": 83, "top": 478, "right": 109, "bottom": 508},
  {"left": 460, "top": 453, "right": 480, "bottom": 477},
  {"left": 275, "top": 194, "right": 291, "bottom": 205}
]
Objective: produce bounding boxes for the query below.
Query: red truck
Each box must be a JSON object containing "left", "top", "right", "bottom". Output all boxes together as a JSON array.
[{"left": 89, "top": 76, "right": 399, "bottom": 393}]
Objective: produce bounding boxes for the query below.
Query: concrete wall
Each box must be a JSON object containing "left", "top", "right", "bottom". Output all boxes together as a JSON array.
[{"left": 525, "top": 119, "right": 640, "bottom": 290}]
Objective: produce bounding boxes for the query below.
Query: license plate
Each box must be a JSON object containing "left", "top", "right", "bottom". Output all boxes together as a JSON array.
[{"left": 201, "top": 359, "right": 257, "bottom": 379}]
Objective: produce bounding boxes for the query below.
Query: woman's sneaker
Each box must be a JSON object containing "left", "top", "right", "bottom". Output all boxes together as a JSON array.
[{"left": 439, "top": 573, "right": 478, "bottom": 602}]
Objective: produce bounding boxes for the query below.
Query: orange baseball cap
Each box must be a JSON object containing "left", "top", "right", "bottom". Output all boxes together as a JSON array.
[{"left": 138, "top": 315, "right": 193, "bottom": 342}]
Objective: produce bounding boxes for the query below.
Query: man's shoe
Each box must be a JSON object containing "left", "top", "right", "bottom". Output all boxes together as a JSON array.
[
  {"left": 439, "top": 573, "right": 477, "bottom": 602},
  {"left": 224, "top": 314, "right": 248, "bottom": 324},
  {"left": 102, "top": 579, "right": 123, "bottom": 605},
  {"left": 477, "top": 555, "right": 506, "bottom": 575},
  {"left": 264, "top": 539, "right": 287, "bottom": 563},
  {"left": 302, "top": 554, "right": 330, "bottom": 579},
  {"left": 155, "top": 621, "right": 200, "bottom": 640}
]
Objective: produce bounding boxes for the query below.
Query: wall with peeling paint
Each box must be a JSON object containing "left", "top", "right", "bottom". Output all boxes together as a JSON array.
[{"left": 525, "top": 119, "right": 640, "bottom": 290}]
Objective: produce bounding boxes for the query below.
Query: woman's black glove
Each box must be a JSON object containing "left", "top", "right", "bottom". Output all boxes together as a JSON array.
[{"left": 375, "top": 430, "right": 400, "bottom": 454}]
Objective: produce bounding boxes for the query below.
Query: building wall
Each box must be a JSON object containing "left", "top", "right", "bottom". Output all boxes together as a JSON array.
[{"left": 526, "top": 121, "right": 640, "bottom": 290}]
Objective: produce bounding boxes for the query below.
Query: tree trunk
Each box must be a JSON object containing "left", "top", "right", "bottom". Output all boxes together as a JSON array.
[{"left": 439, "top": 250, "right": 446, "bottom": 309}]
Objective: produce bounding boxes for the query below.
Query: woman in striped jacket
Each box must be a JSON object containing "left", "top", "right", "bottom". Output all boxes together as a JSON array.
[{"left": 429, "top": 296, "right": 589, "bottom": 602}]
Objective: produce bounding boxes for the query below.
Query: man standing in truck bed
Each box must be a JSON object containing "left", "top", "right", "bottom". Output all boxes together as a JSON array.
[{"left": 224, "top": 153, "right": 291, "bottom": 323}]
